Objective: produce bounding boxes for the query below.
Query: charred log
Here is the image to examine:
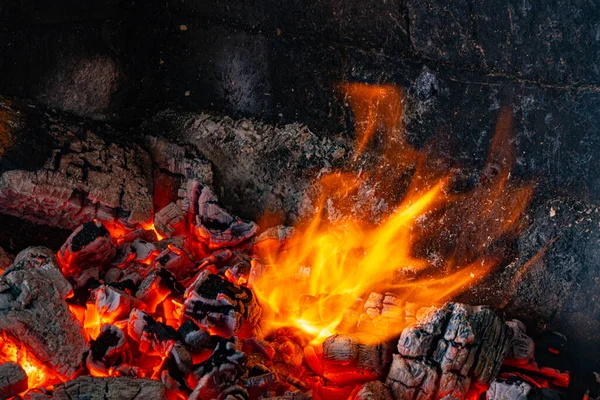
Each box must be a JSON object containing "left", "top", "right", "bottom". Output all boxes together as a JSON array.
[
  {"left": 49, "top": 376, "right": 167, "bottom": 400},
  {"left": 0, "top": 361, "right": 28, "bottom": 399},
  {"left": 0, "top": 267, "right": 89, "bottom": 379},
  {"left": 6, "top": 246, "right": 72, "bottom": 299},
  {"left": 0, "top": 95, "right": 153, "bottom": 230},
  {"left": 352, "top": 381, "right": 393, "bottom": 400},
  {"left": 386, "top": 303, "right": 513, "bottom": 400}
]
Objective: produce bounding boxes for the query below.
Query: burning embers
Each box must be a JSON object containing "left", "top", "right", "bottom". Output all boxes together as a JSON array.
[{"left": 0, "top": 84, "right": 570, "bottom": 400}]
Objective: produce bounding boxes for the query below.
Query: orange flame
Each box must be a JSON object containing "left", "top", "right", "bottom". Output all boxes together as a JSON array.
[
  {"left": 0, "top": 334, "right": 56, "bottom": 390},
  {"left": 253, "top": 84, "right": 532, "bottom": 344}
]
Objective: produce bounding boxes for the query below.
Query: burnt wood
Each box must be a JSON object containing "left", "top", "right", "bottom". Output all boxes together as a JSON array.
[
  {"left": 0, "top": 267, "right": 88, "bottom": 380},
  {"left": 386, "top": 303, "right": 512, "bottom": 400},
  {"left": 0, "top": 95, "right": 153, "bottom": 230},
  {"left": 0, "top": 361, "right": 28, "bottom": 399},
  {"left": 49, "top": 376, "right": 167, "bottom": 400}
]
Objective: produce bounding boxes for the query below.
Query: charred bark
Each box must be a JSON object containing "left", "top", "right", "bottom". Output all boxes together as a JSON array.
[
  {"left": 0, "top": 95, "right": 153, "bottom": 230},
  {"left": 0, "top": 267, "right": 89, "bottom": 379},
  {"left": 386, "top": 303, "right": 512, "bottom": 400},
  {"left": 50, "top": 376, "right": 167, "bottom": 400},
  {"left": 0, "top": 361, "right": 28, "bottom": 399}
]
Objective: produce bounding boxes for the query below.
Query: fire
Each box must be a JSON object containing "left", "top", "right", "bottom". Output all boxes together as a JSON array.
[
  {"left": 252, "top": 83, "right": 532, "bottom": 344},
  {"left": 0, "top": 334, "right": 56, "bottom": 390}
]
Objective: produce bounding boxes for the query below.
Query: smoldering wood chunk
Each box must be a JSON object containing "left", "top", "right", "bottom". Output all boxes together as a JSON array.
[
  {"left": 0, "top": 96, "right": 153, "bottom": 230},
  {"left": 160, "top": 342, "right": 193, "bottom": 394},
  {"left": 154, "top": 202, "right": 186, "bottom": 238},
  {"left": 0, "top": 268, "right": 88, "bottom": 380},
  {"left": 87, "top": 324, "right": 129, "bottom": 376},
  {"left": 57, "top": 221, "right": 115, "bottom": 275},
  {"left": 178, "top": 321, "right": 220, "bottom": 352},
  {"left": 322, "top": 334, "right": 393, "bottom": 385},
  {"left": 506, "top": 320, "right": 535, "bottom": 363},
  {"left": 127, "top": 309, "right": 181, "bottom": 355},
  {"left": 51, "top": 376, "right": 167, "bottom": 400},
  {"left": 144, "top": 135, "right": 213, "bottom": 212},
  {"left": 6, "top": 246, "right": 72, "bottom": 298},
  {"left": 387, "top": 302, "right": 513, "bottom": 400},
  {"left": 136, "top": 267, "right": 184, "bottom": 313},
  {"left": 152, "top": 246, "right": 196, "bottom": 280},
  {"left": 183, "top": 271, "right": 260, "bottom": 338},
  {"left": 0, "top": 247, "right": 13, "bottom": 272},
  {"left": 194, "top": 186, "right": 258, "bottom": 249},
  {"left": 353, "top": 381, "right": 393, "bottom": 400},
  {"left": 386, "top": 356, "right": 439, "bottom": 400},
  {"left": 91, "top": 285, "right": 139, "bottom": 323},
  {"left": 191, "top": 339, "right": 247, "bottom": 400},
  {"left": 357, "top": 292, "right": 405, "bottom": 338},
  {"left": 486, "top": 379, "right": 531, "bottom": 400},
  {"left": 0, "top": 361, "right": 28, "bottom": 399}
]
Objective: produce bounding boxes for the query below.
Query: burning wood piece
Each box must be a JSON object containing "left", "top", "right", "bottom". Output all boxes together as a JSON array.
[
  {"left": 87, "top": 324, "right": 130, "bottom": 376},
  {"left": 130, "top": 238, "right": 160, "bottom": 263},
  {"left": 0, "top": 361, "right": 28, "bottom": 399},
  {"left": 57, "top": 221, "right": 115, "bottom": 275},
  {"left": 193, "top": 186, "right": 258, "bottom": 249},
  {"left": 178, "top": 321, "right": 220, "bottom": 352},
  {"left": 0, "top": 247, "right": 14, "bottom": 273},
  {"left": 386, "top": 303, "right": 513, "bottom": 400},
  {"left": 154, "top": 202, "right": 186, "bottom": 238},
  {"left": 144, "top": 135, "right": 213, "bottom": 213},
  {"left": 357, "top": 292, "right": 405, "bottom": 337},
  {"left": 190, "top": 339, "right": 247, "bottom": 400},
  {"left": 6, "top": 246, "right": 72, "bottom": 299},
  {"left": 0, "top": 268, "right": 89, "bottom": 380},
  {"left": 352, "top": 381, "right": 393, "bottom": 400},
  {"left": 252, "top": 225, "right": 294, "bottom": 257},
  {"left": 91, "top": 285, "right": 140, "bottom": 324},
  {"left": 506, "top": 319, "right": 535, "bottom": 363},
  {"left": 183, "top": 271, "right": 260, "bottom": 338},
  {"left": 0, "top": 95, "right": 153, "bottom": 230},
  {"left": 160, "top": 342, "right": 193, "bottom": 394},
  {"left": 322, "top": 334, "right": 393, "bottom": 385},
  {"left": 486, "top": 379, "right": 531, "bottom": 400},
  {"left": 44, "top": 376, "right": 167, "bottom": 399},
  {"left": 136, "top": 268, "right": 184, "bottom": 313},
  {"left": 152, "top": 245, "right": 196, "bottom": 280},
  {"left": 128, "top": 309, "right": 181, "bottom": 355}
]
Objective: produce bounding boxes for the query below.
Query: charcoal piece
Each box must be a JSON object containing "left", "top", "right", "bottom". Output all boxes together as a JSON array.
[
  {"left": 322, "top": 333, "right": 393, "bottom": 385},
  {"left": 183, "top": 271, "right": 260, "bottom": 338},
  {"left": 191, "top": 339, "right": 247, "bottom": 400},
  {"left": 386, "top": 303, "right": 513, "bottom": 400},
  {"left": 5, "top": 246, "right": 72, "bottom": 299},
  {"left": 152, "top": 246, "right": 196, "bottom": 280},
  {"left": 160, "top": 342, "right": 193, "bottom": 394},
  {"left": 50, "top": 376, "right": 167, "bottom": 399},
  {"left": 144, "top": 135, "right": 213, "bottom": 212},
  {"left": 91, "top": 285, "right": 139, "bottom": 323},
  {"left": 0, "top": 268, "right": 88, "bottom": 380},
  {"left": 357, "top": 292, "right": 405, "bottom": 337},
  {"left": 353, "top": 381, "right": 393, "bottom": 400},
  {"left": 87, "top": 324, "right": 129, "bottom": 376},
  {"left": 154, "top": 202, "right": 186, "bottom": 238},
  {"left": 136, "top": 268, "right": 184, "bottom": 313},
  {"left": 0, "top": 361, "right": 28, "bottom": 399},
  {"left": 506, "top": 320, "right": 535, "bottom": 363},
  {"left": 127, "top": 309, "right": 181, "bottom": 355},
  {"left": 486, "top": 379, "right": 531, "bottom": 400},
  {"left": 178, "top": 321, "right": 220, "bottom": 351},
  {"left": 217, "top": 386, "right": 249, "bottom": 400},
  {"left": 130, "top": 239, "right": 159, "bottom": 262},
  {"left": 57, "top": 221, "right": 115, "bottom": 275},
  {"left": 193, "top": 186, "right": 258, "bottom": 249},
  {"left": 0, "top": 95, "right": 153, "bottom": 230}
]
